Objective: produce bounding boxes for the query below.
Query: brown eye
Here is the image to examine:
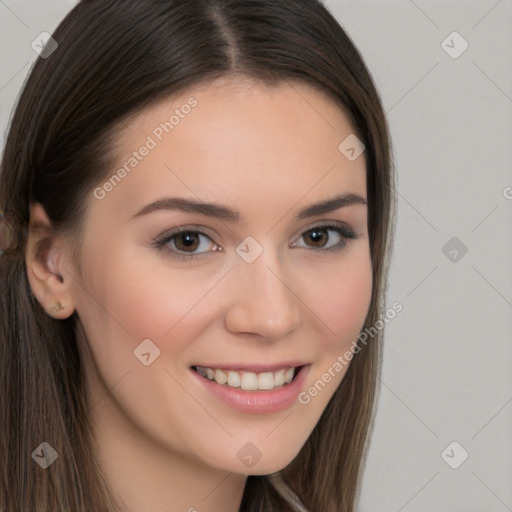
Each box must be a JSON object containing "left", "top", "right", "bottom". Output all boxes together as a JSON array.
[
  {"left": 303, "top": 227, "right": 330, "bottom": 248},
  {"left": 173, "top": 232, "right": 201, "bottom": 252},
  {"left": 294, "top": 223, "right": 357, "bottom": 251},
  {"left": 153, "top": 228, "right": 218, "bottom": 259}
]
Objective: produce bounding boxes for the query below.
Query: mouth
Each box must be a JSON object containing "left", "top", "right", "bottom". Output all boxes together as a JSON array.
[
  {"left": 191, "top": 365, "right": 304, "bottom": 391},
  {"left": 190, "top": 363, "right": 311, "bottom": 414}
]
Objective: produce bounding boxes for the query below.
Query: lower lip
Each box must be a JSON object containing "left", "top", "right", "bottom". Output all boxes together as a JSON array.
[{"left": 191, "top": 365, "right": 311, "bottom": 414}]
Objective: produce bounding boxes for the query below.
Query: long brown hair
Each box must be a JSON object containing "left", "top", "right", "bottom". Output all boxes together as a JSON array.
[{"left": 0, "top": 1, "right": 395, "bottom": 510}]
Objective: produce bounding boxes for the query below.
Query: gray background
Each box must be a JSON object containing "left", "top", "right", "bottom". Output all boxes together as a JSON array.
[{"left": 1, "top": 1, "right": 511, "bottom": 511}]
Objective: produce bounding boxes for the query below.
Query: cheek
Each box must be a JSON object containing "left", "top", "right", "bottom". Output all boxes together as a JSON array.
[
  {"left": 305, "top": 248, "right": 373, "bottom": 350},
  {"left": 90, "top": 254, "right": 220, "bottom": 346},
  {"left": 73, "top": 255, "right": 229, "bottom": 449}
]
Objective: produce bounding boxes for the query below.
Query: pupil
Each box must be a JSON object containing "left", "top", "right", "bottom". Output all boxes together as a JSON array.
[
  {"left": 309, "top": 229, "right": 326, "bottom": 247},
  {"left": 177, "top": 232, "right": 199, "bottom": 251}
]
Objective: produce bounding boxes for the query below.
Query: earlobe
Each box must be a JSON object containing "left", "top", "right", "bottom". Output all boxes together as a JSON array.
[{"left": 25, "top": 203, "right": 75, "bottom": 319}]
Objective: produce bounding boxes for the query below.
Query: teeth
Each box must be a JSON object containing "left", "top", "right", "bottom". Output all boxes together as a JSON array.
[
  {"left": 196, "top": 366, "right": 208, "bottom": 378},
  {"left": 214, "top": 369, "right": 228, "bottom": 385},
  {"left": 258, "top": 372, "right": 274, "bottom": 390},
  {"left": 227, "top": 371, "right": 240, "bottom": 388},
  {"left": 195, "top": 365, "right": 299, "bottom": 390},
  {"left": 284, "top": 368, "right": 295, "bottom": 384},
  {"left": 241, "top": 372, "right": 258, "bottom": 391},
  {"left": 274, "top": 369, "right": 285, "bottom": 386}
]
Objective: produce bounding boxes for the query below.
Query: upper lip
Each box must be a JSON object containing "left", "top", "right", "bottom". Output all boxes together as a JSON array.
[{"left": 192, "top": 362, "right": 309, "bottom": 372}]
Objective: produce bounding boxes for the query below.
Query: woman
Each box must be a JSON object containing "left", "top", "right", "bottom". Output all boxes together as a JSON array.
[{"left": 0, "top": 0, "right": 395, "bottom": 510}]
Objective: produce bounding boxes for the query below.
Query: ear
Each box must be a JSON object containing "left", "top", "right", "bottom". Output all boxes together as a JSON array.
[{"left": 25, "top": 203, "right": 75, "bottom": 319}]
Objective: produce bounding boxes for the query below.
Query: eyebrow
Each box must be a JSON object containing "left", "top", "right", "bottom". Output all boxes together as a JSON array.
[{"left": 131, "top": 192, "right": 367, "bottom": 223}]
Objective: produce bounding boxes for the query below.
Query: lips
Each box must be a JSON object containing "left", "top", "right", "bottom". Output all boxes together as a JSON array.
[
  {"left": 190, "top": 364, "right": 311, "bottom": 414},
  {"left": 192, "top": 365, "right": 301, "bottom": 391}
]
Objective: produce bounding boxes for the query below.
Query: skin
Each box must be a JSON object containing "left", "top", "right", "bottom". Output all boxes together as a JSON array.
[{"left": 25, "top": 78, "right": 372, "bottom": 512}]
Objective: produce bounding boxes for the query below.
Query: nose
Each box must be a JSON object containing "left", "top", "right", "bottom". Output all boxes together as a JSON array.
[{"left": 224, "top": 252, "right": 302, "bottom": 341}]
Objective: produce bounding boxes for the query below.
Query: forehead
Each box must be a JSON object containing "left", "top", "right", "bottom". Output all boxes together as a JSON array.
[{"left": 94, "top": 78, "right": 367, "bottom": 219}]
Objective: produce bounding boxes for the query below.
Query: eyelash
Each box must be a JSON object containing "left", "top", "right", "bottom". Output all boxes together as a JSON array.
[{"left": 151, "top": 222, "right": 358, "bottom": 261}]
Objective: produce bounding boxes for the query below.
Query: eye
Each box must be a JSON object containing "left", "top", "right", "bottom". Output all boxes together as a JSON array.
[
  {"left": 293, "top": 222, "right": 358, "bottom": 251},
  {"left": 152, "top": 222, "right": 358, "bottom": 261},
  {"left": 152, "top": 227, "right": 219, "bottom": 260}
]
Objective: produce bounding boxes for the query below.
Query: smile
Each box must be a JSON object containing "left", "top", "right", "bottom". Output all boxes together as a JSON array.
[{"left": 192, "top": 365, "right": 301, "bottom": 391}]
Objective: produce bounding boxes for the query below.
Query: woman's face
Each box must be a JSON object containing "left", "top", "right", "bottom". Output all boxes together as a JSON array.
[{"left": 67, "top": 78, "right": 372, "bottom": 475}]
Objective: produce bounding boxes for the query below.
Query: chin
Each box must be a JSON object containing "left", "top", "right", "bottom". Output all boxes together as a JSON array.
[{"left": 240, "top": 447, "right": 303, "bottom": 476}]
